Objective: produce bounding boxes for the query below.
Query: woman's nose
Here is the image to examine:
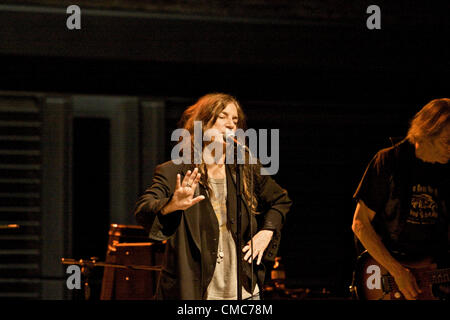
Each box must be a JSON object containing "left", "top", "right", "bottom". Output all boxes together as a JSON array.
[{"left": 225, "top": 120, "right": 235, "bottom": 129}]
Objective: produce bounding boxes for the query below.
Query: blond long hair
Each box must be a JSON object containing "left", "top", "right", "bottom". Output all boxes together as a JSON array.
[
  {"left": 407, "top": 98, "right": 450, "bottom": 144},
  {"left": 179, "top": 93, "right": 259, "bottom": 213}
]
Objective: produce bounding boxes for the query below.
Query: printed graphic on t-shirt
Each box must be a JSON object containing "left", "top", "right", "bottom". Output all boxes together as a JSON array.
[{"left": 407, "top": 184, "right": 439, "bottom": 225}]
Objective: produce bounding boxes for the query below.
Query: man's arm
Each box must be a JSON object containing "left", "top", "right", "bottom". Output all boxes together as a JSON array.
[{"left": 352, "top": 200, "right": 421, "bottom": 300}]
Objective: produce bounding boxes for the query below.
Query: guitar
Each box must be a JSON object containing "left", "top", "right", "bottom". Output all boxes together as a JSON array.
[{"left": 350, "top": 250, "right": 450, "bottom": 300}]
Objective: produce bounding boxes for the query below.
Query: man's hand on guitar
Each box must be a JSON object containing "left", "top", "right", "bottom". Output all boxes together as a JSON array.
[{"left": 393, "top": 267, "right": 422, "bottom": 300}]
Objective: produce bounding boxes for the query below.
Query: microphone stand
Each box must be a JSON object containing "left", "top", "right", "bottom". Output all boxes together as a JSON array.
[
  {"left": 226, "top": 133, "right": 253, "bottom": 301},
  {"left": 236, "top": 159, "right": 243, "bottom": 301}
]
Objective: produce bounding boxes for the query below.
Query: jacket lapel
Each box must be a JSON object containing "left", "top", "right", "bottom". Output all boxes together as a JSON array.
[
  {"left": 226, "top": 165, "right": 237, "bottom": 234},
  {"left": 183, "top": 167, "right": 218, "bottom": 253},
  {"left": 225, "top": 165, "right": 252, "bottom": 236}
]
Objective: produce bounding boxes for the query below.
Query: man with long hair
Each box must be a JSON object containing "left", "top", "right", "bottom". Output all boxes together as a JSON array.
[
  {"left": 134, "top": 93, "right": 292, "bottom": 300},
  {"left": 352, "top": 98, "right": 450, "bottom": 300}
]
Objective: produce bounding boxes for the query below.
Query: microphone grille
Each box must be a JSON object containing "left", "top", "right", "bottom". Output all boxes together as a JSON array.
[{"left": 224, "top": 130, "right": 235, "bottom": 139}]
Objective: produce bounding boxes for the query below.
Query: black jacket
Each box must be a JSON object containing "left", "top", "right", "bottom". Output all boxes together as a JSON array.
[{"left": 134, "top": 161, "right": 292, "bottom": 299}]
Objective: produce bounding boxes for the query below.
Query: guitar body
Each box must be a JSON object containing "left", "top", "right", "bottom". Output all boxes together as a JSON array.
[{"left": 352, "top": 251, "right": 440, "bottom": 300}]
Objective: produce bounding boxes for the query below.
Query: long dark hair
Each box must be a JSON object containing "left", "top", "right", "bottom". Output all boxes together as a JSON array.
[{"left": 179, "top": 93, "right": 259, "bottom": 213}]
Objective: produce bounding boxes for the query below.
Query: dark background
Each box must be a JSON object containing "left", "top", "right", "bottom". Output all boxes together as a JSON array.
[{"left": 0, "top": 1, "right": 448, "bottom": 299}]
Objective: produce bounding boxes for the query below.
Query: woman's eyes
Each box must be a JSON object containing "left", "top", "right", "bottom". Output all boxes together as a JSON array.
[{"left": 218, "top": 115, "right": 238, "bottom": 123}]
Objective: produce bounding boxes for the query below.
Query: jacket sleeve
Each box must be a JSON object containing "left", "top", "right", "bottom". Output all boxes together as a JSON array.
[
  {"left": 134, "top": 162, "right": 182, "bottom": 241},
  {"left": 254, "top": 164, "right": 293, "bottom": 261},
  {"left": 256, "top": 170, "right": 292, "bottom": 231}
]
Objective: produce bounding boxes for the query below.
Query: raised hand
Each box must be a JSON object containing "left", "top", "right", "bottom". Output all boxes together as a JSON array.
[{"left": 161, "top": 168, "right": 205, "bottom": 214}]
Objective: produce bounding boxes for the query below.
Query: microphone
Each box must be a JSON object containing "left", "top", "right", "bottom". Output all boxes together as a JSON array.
[
  {"left": 223, "top": 131, "right": 255, "bottom": 163},
  {"left": 223, "top": 131, "right": 247, "bottom": 149}
]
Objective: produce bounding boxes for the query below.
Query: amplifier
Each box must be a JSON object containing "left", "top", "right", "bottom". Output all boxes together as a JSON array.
[{"left": 100, "top": 224, "right": 165, "bottom": 300}]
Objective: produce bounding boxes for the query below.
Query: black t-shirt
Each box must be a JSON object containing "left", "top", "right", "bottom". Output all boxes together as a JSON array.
[
  {"left": 396, "top": 157, "right": 448, "bottom": 258},
  {"left": 354, "top": 142, "right": 449, "bottom": 260}
]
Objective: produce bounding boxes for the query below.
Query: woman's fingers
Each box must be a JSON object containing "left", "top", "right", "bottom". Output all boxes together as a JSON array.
[
  {"left": 243, "top": 245, "right": 251, "bottom": 261},
  {"left": 176, "top": 174, "right": 181, "bottom": 190},
  {"left": 187, "top": 168, "right": 199, "bottom": 187},
  {"left": 181, "top": 168, "right": 200, "bottom": 189},
  {"left": 242, "top": 230, "right": 274, "bottom": 265},
  {"left": 191, "top": 170, "right": 201, "bottom": 188},
  {"left": 173, "top": 168, "right": 204, "bottom": 211},
  {"left": 256, "top": 251, "right": 263, "bottom": 265},
  {"left": 243, "top": 244, "right": 261, "bottom": 264},
  {"left": 190, "top": 195, "right": 205, "bottom": 206},
  {"left": 181, "top": 170, "right": 192, "bottom": 188}
]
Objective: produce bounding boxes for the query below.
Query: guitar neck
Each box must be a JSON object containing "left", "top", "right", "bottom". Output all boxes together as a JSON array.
[
  {"left": 386, "top": 268, "right": 450, "bottom": 286},
  {"left": 427, "top": 268, "right": 450, "bottom": 285}
]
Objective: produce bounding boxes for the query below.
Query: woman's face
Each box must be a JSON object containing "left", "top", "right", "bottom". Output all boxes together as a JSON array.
[{"left": 210, "top": 103, "right": 239, "bottom": 137}]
